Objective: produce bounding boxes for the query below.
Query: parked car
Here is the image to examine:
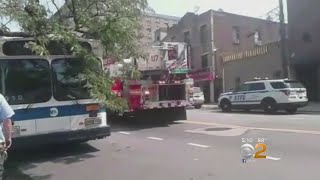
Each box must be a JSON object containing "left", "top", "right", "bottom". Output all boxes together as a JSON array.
[
  {"left": 192, "top": 87, "right": 205, "bottom": 109},
  {"left": 218, "top": 78, "right": 308, "bottom": 114}
]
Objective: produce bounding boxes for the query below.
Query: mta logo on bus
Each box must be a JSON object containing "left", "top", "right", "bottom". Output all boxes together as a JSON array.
[{"left": 50, "top": 108, "right": 59, "bottom": 117}]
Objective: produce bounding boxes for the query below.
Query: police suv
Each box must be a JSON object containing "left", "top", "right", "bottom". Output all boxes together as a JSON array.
[{"left": 218, "top": 78, "right": 308, "bottom": 114}]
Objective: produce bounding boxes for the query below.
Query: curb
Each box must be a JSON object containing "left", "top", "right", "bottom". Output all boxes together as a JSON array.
[{"left": 199, "top": 107, "right": 320, "bottom": 113}]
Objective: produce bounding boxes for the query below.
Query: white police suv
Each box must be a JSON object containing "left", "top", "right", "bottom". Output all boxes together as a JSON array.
[{"left": 218, "top": 78, "right": 308, "bottom": 114}]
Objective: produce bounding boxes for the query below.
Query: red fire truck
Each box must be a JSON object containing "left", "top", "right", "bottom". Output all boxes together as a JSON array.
[{"left": 106, "top": 42, "right": 194, "bottom": 121}]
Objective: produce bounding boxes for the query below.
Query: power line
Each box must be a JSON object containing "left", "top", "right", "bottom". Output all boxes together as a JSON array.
[{"left": 259, "top": 6, "right": 280, "bottom": 22}]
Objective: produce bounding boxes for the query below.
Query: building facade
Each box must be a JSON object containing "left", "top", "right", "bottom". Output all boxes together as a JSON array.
[
  {"left": 222, "top": 42, "right": 282, "bottom": 91},
  {"left": 162, "top": 10, "right": 281, "bottom": 103},
  {"left": 287, "top": 0, "right": 320, "bottom": 101},
  {"left": 139, "top": 13, "right": 180, "bottom": 45}
]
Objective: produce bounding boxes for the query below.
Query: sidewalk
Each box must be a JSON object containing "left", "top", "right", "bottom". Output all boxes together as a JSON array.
[
  {"left": 202, "top": 104, "right": 219, "bottom": 109},
  {"left": 300, "top": 102, "right": 320, "bottom": 112},
  {"left": 201, "top": 102, "right": 320, "bottom": 113}
]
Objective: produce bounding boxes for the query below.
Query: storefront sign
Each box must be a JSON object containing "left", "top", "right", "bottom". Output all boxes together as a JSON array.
[{"left": 222, "top": 46, "right": 268, "bottom": 63}]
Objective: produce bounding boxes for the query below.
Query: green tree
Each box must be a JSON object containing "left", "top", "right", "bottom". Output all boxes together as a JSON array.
[{"left": 0, "top": 0, "right": 152, "bottom": 112}]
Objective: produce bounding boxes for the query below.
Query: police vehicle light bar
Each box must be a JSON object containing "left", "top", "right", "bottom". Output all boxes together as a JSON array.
[{"left": 253, "top": 77, "right": 269, "bottom": 81}]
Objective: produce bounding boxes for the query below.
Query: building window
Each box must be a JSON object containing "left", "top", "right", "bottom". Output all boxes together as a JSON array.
[
  {"left": 302, "top": 32, "right": 312, "bottom": 43},
  {"left": 254, "top": 30, "right": 262, "bottom": 45},
  {"left": 232, "top": 26, "right": 240, "bottom": 44},
  {"left": 200, "top": 24, "right": 208, "bottom": 45},
  {"left": 184, "top": 31, "right": 190, "bottom": 44},
  {"left": 235, "top": 77, "right": 241, "bottom": 89},
  {"left": 201, "top": 54, "right": 208, "bottom": 68}
]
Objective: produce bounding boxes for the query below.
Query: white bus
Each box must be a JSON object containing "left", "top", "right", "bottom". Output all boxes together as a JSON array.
[{"left": 0, "top": 37, "right": 110, "bottom": 148}]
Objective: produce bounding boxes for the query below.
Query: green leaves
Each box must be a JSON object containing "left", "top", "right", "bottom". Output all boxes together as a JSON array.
[{"left": 0, "top": 0, "right": 153, "bottom": 112}]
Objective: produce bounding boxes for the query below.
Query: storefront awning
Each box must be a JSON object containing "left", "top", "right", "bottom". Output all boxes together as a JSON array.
[{"left": 188, "top": 71, "right": 215, "bottom": 82}]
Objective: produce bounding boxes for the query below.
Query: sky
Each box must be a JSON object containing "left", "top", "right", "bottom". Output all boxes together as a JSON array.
[
  {"left": 2, "top": 0, "right": 287, "bottom": 31},
  {"left": 148, "top": 0, "right": 287, "bottom": 19}
]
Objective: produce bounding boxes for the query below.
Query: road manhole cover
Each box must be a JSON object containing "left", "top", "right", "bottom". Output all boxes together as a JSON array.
[{"left": 205, "top": 127, "right": 232, "bottom": 131}]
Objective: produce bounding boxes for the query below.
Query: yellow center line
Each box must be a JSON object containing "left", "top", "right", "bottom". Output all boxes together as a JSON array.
[{"left": 177, "top": 120, "right": 320, "bottom": 135}]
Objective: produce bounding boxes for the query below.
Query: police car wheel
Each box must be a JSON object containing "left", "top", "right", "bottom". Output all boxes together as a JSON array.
[
  {"left": 261, "top": 99, "right": 277, "bottom": 113},
  {"left": 220, "top": 100, "right": 232, "bottom": 112}
]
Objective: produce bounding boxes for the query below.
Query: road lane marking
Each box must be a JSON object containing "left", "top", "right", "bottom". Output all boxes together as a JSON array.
[
  {"left": 118, "top": 131, "right": 131, "bottom": 135},
  {"left": 147, "top": 137, "right": 164, "bottom": 141},
  {"left": 178, "top": 120, "right": 320, "bottom": 135},
  {"left": 288, "top": 117, "right": 305, "bottom": 120},
  {"left": 266, "top": 156, "right": 281, "bottom": 161},
  {"left": 187, "top": 143, "right": 210, "bottom": 148}
]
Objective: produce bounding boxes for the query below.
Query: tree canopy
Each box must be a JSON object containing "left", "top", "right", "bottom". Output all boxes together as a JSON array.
[{"left": 0, "top": 0, "right": 153, "bottom": 112}]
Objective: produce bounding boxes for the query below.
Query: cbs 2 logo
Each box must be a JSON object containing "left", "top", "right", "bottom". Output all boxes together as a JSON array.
[
  {"left": 253, "top": 143, "right": 267, "bottom": 159},
  {"left": 233, "top": 95, "right": 246, "bottom": 101}
]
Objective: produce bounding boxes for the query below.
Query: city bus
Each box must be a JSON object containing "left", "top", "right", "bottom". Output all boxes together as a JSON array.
[{"left": 0, "top": 37, "right": 110, "bottom": 148}]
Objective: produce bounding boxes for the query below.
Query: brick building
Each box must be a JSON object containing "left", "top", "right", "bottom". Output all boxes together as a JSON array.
[
  {"left": 222, "top": 41, "right": 282, "bottom": 91},
  {"left": 287, "top": 0, "right": 320, "bottom": 101},
  {"left": 162, "top": 10, "right": 281, "bottom": 103}
]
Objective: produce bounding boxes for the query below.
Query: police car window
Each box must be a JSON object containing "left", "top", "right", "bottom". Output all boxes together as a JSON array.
[
  {"left": 248, "top": 83, "right": 266, "bottom": 91},
  {"left": 270, "top": 82, "right": 287, "bottom": 89},
  {"left": 284, "top": 81, "right": 305, "bottom": 88},
  {"left": 235, "top": 84, "right": 249, "bottom": 92}
]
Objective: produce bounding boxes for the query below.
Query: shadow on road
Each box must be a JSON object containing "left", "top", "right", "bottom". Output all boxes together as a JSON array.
[
  {"left": 109, "top": 117, "right": 182, "bottom": 133},
  {"left": 4, "top": 143, "right": 99, "bottom": 180}
]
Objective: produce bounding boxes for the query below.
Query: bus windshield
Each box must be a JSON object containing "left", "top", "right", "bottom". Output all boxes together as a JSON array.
[
  {"left": 51, "top": 58, "right": 100, "bottom": 101},
  {"left": 0, "top": 59, "right": 51, "bottom": 105}
]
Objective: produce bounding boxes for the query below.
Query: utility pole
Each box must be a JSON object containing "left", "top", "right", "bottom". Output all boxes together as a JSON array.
[{"left": 279, "top": 0, "right": 290, "bottom": 78}]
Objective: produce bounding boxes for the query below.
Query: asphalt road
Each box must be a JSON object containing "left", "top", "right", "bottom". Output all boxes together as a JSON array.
[{"left": 4, "top": 109, "right": 320, "bottom": 180}]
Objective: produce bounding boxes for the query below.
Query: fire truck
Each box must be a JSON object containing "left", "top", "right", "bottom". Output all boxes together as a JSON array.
[{"left": 106, "top": 42, "right": 194, "bottom": 121}]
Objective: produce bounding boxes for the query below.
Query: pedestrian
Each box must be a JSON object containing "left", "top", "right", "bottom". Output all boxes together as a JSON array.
[{"left": 0, "top": 94, "right": 14, "bottom": 180}]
